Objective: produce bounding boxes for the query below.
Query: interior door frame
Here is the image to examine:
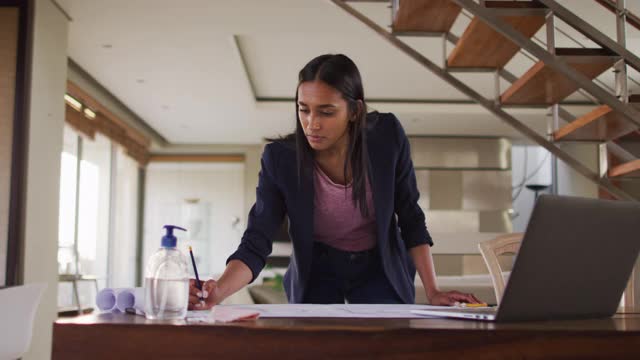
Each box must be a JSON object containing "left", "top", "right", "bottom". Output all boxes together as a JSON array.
[{"left": 1, "top": 0, "right": 33, "bottom": 286}]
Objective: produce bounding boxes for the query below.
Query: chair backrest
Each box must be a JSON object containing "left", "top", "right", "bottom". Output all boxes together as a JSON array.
[
  {"left": 0, "top": 283, "right": 46, "bottom": 359},
  {"left": 478, "top": 233, "right": 523, "bottom": 305},
  {"left": 478, "top": 232, "right": 638, "bottom": 309},
  {"left": 623, "top": 267, "right": 637, "bottom": 310}
]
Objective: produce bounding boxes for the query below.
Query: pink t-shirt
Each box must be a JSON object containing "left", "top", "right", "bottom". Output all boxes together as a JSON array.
[{"left": 313, "top": 163, "right": 377, "bottom": 252}]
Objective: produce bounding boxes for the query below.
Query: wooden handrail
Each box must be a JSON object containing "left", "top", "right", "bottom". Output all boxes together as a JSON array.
[{"left": 595, "top": 0, "right": 640, "bottom": 32}]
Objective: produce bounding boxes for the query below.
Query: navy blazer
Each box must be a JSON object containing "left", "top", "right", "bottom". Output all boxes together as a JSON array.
[{"left": 227, "top": 112, "right": 433, "bottom": 303}]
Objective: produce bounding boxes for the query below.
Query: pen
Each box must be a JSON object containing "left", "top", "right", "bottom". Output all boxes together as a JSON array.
[
  {"left": 188, "top": 246, "right": 204, "bottom": 302},
  {"left": 459, "top": 302, "right": 489, "bottom": 308}
]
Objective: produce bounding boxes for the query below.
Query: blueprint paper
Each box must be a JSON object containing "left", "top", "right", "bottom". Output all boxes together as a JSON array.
[{"left": 187, "top": 304, "right": 441, "bottom": 320}]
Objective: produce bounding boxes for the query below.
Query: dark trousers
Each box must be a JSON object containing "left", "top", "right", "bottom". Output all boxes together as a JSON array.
[{"left": 302, "top": 242, "right": 404, "bottom": 304}]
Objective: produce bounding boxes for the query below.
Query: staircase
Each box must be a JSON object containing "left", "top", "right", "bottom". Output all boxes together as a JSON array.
[
  {"left": 331, "top": 0, "right": 640, "bottom": 202},
  {"left": 331, "top": 0, "right": 640, "bottom": 311}
]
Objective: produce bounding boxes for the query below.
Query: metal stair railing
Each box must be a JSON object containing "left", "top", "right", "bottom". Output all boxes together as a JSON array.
[
  {"left": 330, "top": 0, "right": 636, "bottom": 201},
  {"left": 453, "top": 0, "right": 640, "bottom": 133},
  {"left": 538, "top": 0, "right": 640, "bottom": 73},
  {"left": 455, "top": 5, "right": 640, "bottom": 126},
  {"left": 506, "top": 3, "right": 640, "bottom": 171},
  {"left": 548, "top": 22, "right": 640, "bottom": 91},
  {"left": 389, "top": 3, "right": 607, "bottom": 125},
  {"left": 453, "top": 8, "right": 607, "bottom": 130},
  {"left": 457, "top": 8, "right": 623, "bottom": 105},
  {"left": 541, "top": 0, "right": 640, "bottom": 113},
  {"left": 455, "top": 0, "right": 640, "bottom": 183},
  {"left": 353, "top": 0, "right": 640, "bottom": 125},
  {"left": 392, "top": 9, "right": 595, "bottom": 127},
  {"left": 441, "top": 30, "right": 582, "bottom": 128},
  {"left": 596, "top": 0, "right": 640, "bottom": 32}
]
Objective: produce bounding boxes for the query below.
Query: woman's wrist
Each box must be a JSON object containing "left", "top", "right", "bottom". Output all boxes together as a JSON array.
[
  {"left": 425, "top": 285, "right": 440, "bottom": 301},
  {"left": 213, "top": 279, "right": 231, "bottom": 304}
]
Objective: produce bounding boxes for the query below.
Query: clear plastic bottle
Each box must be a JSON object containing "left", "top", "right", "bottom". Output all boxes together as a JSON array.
[{"left": 144, "top": 225, "right": 189, "bottom": 320}]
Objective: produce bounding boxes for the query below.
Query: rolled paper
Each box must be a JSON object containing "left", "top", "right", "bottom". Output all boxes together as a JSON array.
[
  {"left": 97, "top": 287, "right": 145, "bottom": 314},
  {"left": 96, "top": 288, "right": 117, "bottom": 312},
  {"left": 132, "top": 287, "right": 145, "bottom": 312},
  {"left": 115, "top": 287, "right": 145, "bottom": 313},
  {"left": 115, "top": 290, "right": 134, "bottom": 312}
]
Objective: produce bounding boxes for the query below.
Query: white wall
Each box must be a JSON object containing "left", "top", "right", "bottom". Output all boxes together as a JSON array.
[
  {"left": 144, "top": 162, "right": 245, "bottom": 279},
  {"left": 22, "top": 0, "right": 68, "bottom": 358},
  {"left": 511, "top": 145, "right": 552, "bottom": 232},
  {"left": 151, "top": 144, "right": 262, "bottom": 225},
  {"left": 511, "top": 143, "right": 599, "bottom": 233},
  {"left": 109, "top": 148, "right": 140, "bottom": 288},
  {"left": 556, "top": 143, "right": 599, "bottom": 198}
]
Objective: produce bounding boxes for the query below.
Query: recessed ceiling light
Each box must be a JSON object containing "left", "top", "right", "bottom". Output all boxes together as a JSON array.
[
  {"left": 64, "top": 94, "right": 82, "bottom": 111},
  {"left": 83, "top": 108, "right": 96, "bottom": 119},
  {"left": 102, "top": 44, "right": 112, "bottom": 49}
]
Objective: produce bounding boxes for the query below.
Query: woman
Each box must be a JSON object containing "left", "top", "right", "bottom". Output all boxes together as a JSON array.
[{"left": 188, "top": 54, "right": 480, "bottom": 308}]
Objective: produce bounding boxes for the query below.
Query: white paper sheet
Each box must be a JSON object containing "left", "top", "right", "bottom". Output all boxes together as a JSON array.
[{"left": 187, "top": 304, "right": 443, "bottom": 321}]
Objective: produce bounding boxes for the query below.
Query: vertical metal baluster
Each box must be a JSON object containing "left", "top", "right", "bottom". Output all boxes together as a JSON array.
[
  {"left": 546, "top": 11, "right": 559, "bottom": 194},
  {"left": 442, "top": 33, "right": 448, "bottom": 69},
  {"left": 615, "top": 0, "right": 629, "bottom": 104},
  {"left": 494, "top": 69, "right": 501, "bottom": 106}
]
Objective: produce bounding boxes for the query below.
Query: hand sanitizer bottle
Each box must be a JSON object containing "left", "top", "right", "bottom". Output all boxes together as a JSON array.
[{"left": 144, "top": 225, "right": 189, "bottom": 320}]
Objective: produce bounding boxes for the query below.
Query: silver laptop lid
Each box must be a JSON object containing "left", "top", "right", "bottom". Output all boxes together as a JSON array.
[{"left": 497, "top": 195, "right": 640, "bottom": 322}]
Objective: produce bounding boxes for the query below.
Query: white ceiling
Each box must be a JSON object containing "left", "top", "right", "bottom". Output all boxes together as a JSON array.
[{"left": 57, "top": 0, "right": 640, "bottom": 145}]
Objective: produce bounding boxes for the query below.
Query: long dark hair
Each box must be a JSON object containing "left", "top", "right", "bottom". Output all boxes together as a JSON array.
[{"left": 293, "top": 54, "right": 371, "bottom": 218}]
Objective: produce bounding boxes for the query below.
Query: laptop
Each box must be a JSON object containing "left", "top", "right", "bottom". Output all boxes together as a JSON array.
[{"left": 412, "top": 195, "right": 640, "bottom": 322}]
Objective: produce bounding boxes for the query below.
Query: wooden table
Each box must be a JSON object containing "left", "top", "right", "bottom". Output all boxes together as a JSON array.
[{"left": 53, "top": 312, "right": 640, "bottom": 359}]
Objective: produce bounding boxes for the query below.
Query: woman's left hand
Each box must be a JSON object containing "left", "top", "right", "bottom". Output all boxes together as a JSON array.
[{"left": 428, "top": 290, "right": 482, "bottom": 306}]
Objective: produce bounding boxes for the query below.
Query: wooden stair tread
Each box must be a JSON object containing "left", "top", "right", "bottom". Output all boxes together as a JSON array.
[
  {"left": 448, "top": 2, "right": 546, "bottom": 69},
  {"left": 618, "top": 131, "right": 640, "bottom": 141},
  {"left": 554, "top": 101, "right": 640, "bottom": 141},
  {"left": 393, "top": 0, "right": 461, "bottom": 33},
  {"left": 501, "top": 48, "right": 617, "bottom": 106},
  {"left": 618, "top": 95, "right": 640, "bottom": 141},
  {"left": 609, "top": 159, "right": 640, "bottom": 178}
]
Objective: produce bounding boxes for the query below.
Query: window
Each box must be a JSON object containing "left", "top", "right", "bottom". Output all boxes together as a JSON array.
[
  {"left": 77, "top": 132, "right": 111, "bottom": 285},
  {"left": 57, "top": 126, "right": 79, "bottom": 276},
  {"left": 110, "top": 147, "right": 140, "bottom": 287},
  {"left": 57, "top": 124, "right": 141, "bottom": 311},
  {"left": 144, "top": 162, "right": 245, "bottom": 279}
]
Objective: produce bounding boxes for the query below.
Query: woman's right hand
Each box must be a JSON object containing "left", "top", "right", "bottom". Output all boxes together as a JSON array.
[{"left": 188, "top": 279, "right": 221, "bottom": 310}]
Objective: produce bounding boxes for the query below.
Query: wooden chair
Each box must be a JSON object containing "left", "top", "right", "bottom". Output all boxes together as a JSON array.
[
  {"left": 621, "top": 264, "right": 638, "bottom": 313},
  {"left": 478, "top": 233, "right": 523, "bottom": 305},
  {"left": 479, "top": 233, "right": 638, "bottom": 309}
]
